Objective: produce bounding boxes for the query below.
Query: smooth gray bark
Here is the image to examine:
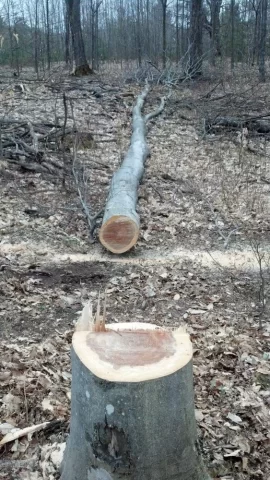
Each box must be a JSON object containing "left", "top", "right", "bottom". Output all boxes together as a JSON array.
[
  {"left": 61, "top": 348, "right": 211, "bottom": 480},
  {"left": 99, "top": 84, "right": 164, "bottom": 253},
  {"left": 101, "top": 92, "right": 148, "bottom": 225}
]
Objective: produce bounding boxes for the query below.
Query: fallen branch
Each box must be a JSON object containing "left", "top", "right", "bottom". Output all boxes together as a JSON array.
[
  {"left": 206, "top": 116, "right": 270, "bottom": 134},
  {"left": 99, "top": 82, "right": 166, "bottom": 253},
  {"left": 27, "top": 121, "right": 39, "bottom": 153},
  {"left": 0, "top": 421, "right": 50, "bottom": 446},
  {"left": 72, "top": 136, "right": 103, "bottom": 238}
]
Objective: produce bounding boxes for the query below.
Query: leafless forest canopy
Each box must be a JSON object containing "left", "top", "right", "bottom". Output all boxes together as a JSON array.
[{"left": 0, "top": 0, "right": 269, "bottom": 79}]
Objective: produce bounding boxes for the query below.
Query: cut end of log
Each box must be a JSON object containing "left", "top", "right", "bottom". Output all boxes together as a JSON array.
[
  {"left": 73, "top": 322, "right": 192, "bottom": 382},
  {"left": 99, "top": 215, "right": 139, "bottom": 253}
]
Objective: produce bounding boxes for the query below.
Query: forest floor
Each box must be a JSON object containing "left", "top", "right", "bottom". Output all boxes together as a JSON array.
[{"left": 0, "top": 63, "right": 270, "bottom": 480}]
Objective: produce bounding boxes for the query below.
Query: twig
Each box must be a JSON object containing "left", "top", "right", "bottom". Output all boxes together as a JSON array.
[
  {"left": 250, "top": 240, "right": 267, "bottom": 329},
  {"left": 145, "top": 96, "right": 166, "bottom": 123},
  {"left": 0, "top": 421, "right": 50, "bottom": 446},
  {"left": 72, "top": 136, "right": 103, "bottom": 239},
  {"left": 63, "top": 92, "right": 68, "bottom": 137},
  {"left": 9, "top": 137, "right": 41, "bottom": 156},
  {"left": 23, "top": 381, "right": 29, "bottom": 423},
  {"left": 199, "top": 81, "right": 222, "bottom": 100},
  {"left": 223, "top": 227, "right": 240, "bottom": 249},
  {"left": 0, "top": 122, "right": 3, "bottom": 157},
  {"left": 27, "top": 121, "right": 38, "bottom": 153}
]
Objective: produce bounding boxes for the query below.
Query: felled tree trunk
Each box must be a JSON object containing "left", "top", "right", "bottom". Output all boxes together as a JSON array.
[
  {"left": 99, "top": 83, "right": 165, "bottom": 254},
  {"left": 61, "top": 317, "right": 211, "bottom": 480}
]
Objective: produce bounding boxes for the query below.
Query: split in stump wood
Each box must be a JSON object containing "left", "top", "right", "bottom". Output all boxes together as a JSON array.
[{"left": 61, "top": 318, "right": 211, "bottom": 480}]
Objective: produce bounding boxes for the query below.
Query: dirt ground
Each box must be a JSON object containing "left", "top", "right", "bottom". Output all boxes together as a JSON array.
[{"left": 0, "top": 64, "right": 270, "bottom": 480}]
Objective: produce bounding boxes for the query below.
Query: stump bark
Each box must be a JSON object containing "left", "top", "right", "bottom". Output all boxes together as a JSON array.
[
  {"left": 61, "top": 322, "right": 211, "bottom": 480},
  {"left": 99, "top": 84, "right": 165, "bottom": 254}
]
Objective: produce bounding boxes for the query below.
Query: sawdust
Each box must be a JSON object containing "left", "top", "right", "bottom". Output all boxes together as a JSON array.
[{"left": 0, "top": 241, "right": 266, "bottom": 270}]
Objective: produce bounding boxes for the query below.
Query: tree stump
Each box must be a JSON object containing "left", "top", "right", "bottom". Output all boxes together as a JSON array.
[{"left": 61, "top": 322, "right": 211, "bottom": 480}]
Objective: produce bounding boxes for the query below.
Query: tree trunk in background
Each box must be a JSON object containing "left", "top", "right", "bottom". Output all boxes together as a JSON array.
[
  {"left": 146, "top": 0, "right": 150, "bottom": 58},
  {"left": 34, "top": 0, "right": 39, "bottom": 74},
  {"left": 95, "top": 5, "right": 99, "bottom": 70},
  {"left": 160, "top": 0, "right": 167, "bottom": 69},
  {"left": 231, "top": 0, "right": 235, "bottom": 70},
  {"left": 46, "top": 0, "right": 50, "bottom": 70},
  {"left": 65, "top": 9, "right": 71, "bottom": 66},
  {"left": 137, "top": 0, "right": 142, "bottom": 67},
  {"left": 6, "top": 2, "right": 14, "bottom": 70},
  {"left": 91, "top": 1, "right": 103, "bottom": 71},
  {"left": 189, "top": 0, "right": 203, "bottom": 76},
  {"left": 65, "top": 0, "right": 92, "bottom": 75},
  {"left": 251, "top": 3, "right": 260, "bottom": 65},
  {"left": 258, "top": 0, "right": 268, "bottom": 81},
  {"left": 13, "top": 25, "right": 20, "bottom": 76},
  {"left": 181, "top": 0, "right": 186, "bottom": 56},
  {"left": 91, "top": 1, "right": 95, "bottom": 69},
  {"left": 60, "top": 322, "right": 212, "bottom": 480},
  {"left": 210, "top": 0, "right": 222, "bottom": 65},
  {"left": 176, "top": 0, "right": 180, "bottom": 61}
]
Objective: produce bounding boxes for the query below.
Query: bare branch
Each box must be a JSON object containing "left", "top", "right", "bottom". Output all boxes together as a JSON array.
[
  {"left": 72, "top": 135, "right": 103, "bottom": 239},
  {"left": 145, "top": 96, "right": 166, "bottom": 123}
]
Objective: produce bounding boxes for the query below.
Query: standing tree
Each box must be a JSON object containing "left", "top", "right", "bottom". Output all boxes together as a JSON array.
[
  {"left": 146, "top": 0, "right": 150, "bottom": 58},
  {"left": 64, "top": 5, "right": 71, "bottom": 66},
  {"left": 45, "top": 0, "right": 50, "bottom": 69},
  {"left": 210, "top": 0, "right": 222, "bottom": 64},
  {"left": 189, "top": 0, "right": 203, "bottom": 76},
  {"left": 230, "top": 0, "right": 235, "bottom": 70},
  {"left": 160, "top": 0, "right": 168, "bottom": 69},
  {"left": 251, "top": 0, "right": 262, "bottom": 65},
  {"left": 34, "top": 0, "right": 40, "bottom": 75},
  {"left": 136, "top": 0, "right": 142, "bottom": 67},
  {"left": 90, "top": 0, "right": 103, "bottom": 71},
  {"left": 258, "top": 0, "right": 268, "bottom": 81},
  {"left": 65, "top": 0, "right": 92, "bottom": 75},
  {"left": 176, "top": 0, "right": 180, "bottom": 61}
]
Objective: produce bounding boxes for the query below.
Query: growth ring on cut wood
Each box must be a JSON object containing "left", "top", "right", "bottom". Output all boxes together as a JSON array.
[
  {"left": 99, "top": 215, "right": 139, "bottom": 254},
  {"left": 72, "top": 322, "right": 192, "bottom": 382}
]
